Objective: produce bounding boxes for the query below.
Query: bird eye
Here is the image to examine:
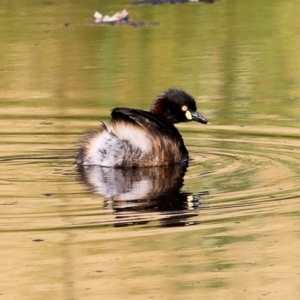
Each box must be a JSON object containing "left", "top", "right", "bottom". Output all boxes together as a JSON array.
[{"left": 182, "top": 105, "right": 188, "bottom": 111}]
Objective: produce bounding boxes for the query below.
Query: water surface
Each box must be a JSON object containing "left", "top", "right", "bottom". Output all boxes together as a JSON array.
[{"left": 1, "top": 0, "right": 300, "bottom": 299}]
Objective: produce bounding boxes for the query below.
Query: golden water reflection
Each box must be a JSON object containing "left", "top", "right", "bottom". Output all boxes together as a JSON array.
[
  {"left": 2, "top": 0, "right": 300, "bottom": 299},
  {"left": 77, "top": 164, "right": 209, "bottom": 227}
]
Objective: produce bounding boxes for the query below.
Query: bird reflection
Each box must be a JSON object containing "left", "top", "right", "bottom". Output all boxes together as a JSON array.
[{"left": 77, "top": 164, "right": 208, "bottom": 227}]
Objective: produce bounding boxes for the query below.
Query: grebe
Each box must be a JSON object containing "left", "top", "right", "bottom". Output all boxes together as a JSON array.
[{"left": 75, "top": 88, "right": 209, "bottom": 167}]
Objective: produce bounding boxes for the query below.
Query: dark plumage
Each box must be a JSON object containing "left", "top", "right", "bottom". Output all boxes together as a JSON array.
[{"left": 75, "top": 88, "right": 208, "bottom": 167}]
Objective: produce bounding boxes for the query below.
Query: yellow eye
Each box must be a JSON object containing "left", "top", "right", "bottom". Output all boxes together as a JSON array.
[{"left": 182, "top": 105, "right": 188, "bottom": 111}]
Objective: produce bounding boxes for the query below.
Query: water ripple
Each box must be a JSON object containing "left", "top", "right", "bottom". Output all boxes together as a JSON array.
[{"left": 1, "top": 125, "right": 300, "bottom": 231}]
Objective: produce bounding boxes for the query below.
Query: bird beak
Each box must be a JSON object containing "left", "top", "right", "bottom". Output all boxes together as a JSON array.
[{"left": 190, "top": 111, "right": 209, "bottom": 124}]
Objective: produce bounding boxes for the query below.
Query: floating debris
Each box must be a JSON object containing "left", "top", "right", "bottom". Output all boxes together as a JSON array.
[
  {"left": 93, "top": 9, "right": 157, "bottom": 26},
  {"left": 33, "top": 239, "right": 44, "bottom": 242},
  {"left": 94, "top": 9, "right": 129, "bottom": 24}
]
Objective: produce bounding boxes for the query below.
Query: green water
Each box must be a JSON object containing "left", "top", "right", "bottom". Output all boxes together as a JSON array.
[{"left": 1, "top": 1, "right": 300, "bottom": 299}]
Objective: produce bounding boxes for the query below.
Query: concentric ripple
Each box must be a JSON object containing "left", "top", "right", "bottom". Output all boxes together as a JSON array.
[
  {"left": 1, "top": 125, "right": 300, "bottom": 231},
  {"left": 185, "top": 125, "right": 300, "bottom": 217}
]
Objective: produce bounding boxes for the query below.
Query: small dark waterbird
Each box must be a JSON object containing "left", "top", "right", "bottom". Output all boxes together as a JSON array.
[{"left": 75, "top": 88, "right": 209, "bottom": 167}]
